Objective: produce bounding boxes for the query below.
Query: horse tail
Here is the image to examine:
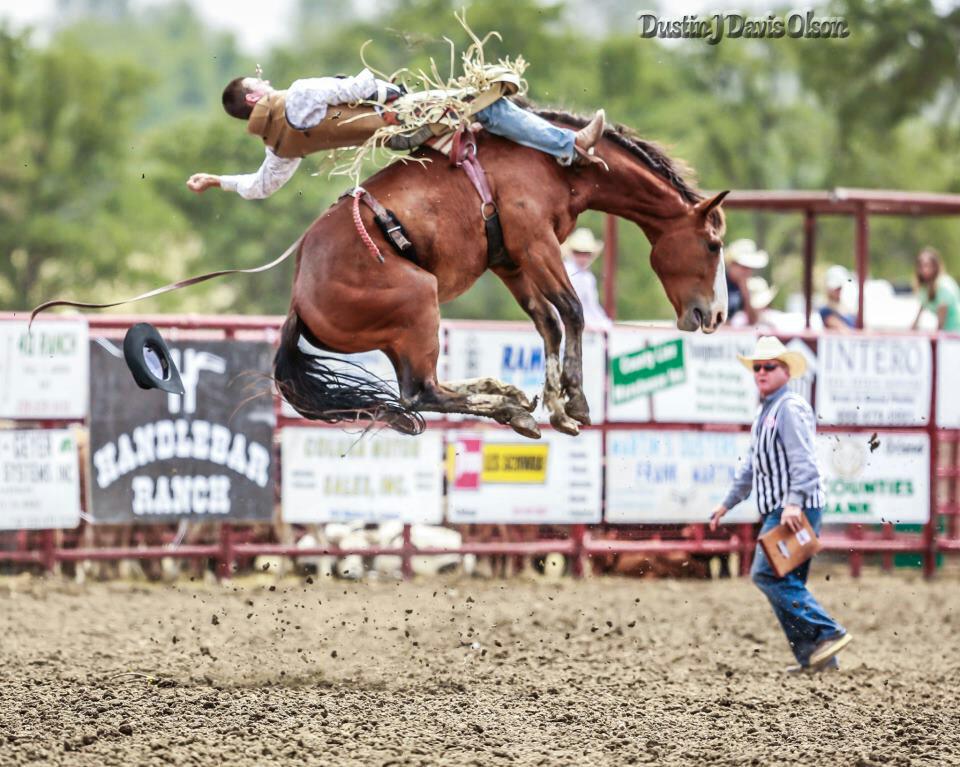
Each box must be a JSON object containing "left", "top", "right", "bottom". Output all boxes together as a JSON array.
[{"left": 273, "top": 313, "right": 425, "bottom": 435}]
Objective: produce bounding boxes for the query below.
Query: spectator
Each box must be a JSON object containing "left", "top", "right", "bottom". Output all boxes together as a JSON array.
[
  {"left": 561, "top": 228, "right": 613, "bottom": 331},
  {"left": 819, "top": 265, "right": 856, "bottom": 331},
  {"left": 728, "top": 276, "right": 778, "bottom": 329},
  {"left": 912, "top": 247, "right": 960, "bottom": 331},
  {"left": 725, "top": 239, "right": 769, "bottom": 325}
]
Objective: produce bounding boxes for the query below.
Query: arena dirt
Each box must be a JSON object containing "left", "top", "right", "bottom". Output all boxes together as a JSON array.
[{"left": 2, "top": 570, "right": 958, "bottom": 766}]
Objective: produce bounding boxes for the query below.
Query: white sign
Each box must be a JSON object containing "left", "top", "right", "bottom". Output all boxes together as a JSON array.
[
  {"left": 608, "top": 329, "right": 757, "bottom": 423},
  {"left": 446, "top": 427, "right": 602, "bottom": 524},
  {"left": 445, "top": 325, "right": 606, "bottom": 424},
  {"left": 605, "top": 429, "right": 759, "bottom": 523},
  {"left": 816, "top": 336, "right": 932, "bottom": 426},
  {"left": 0, "top": 320, "right": 89, "bottom": 419},
  {"left": 937, "top": 337, "right": 960, "bottom": 428},
  {"left": 281, "top": 427, "right": 443, "bottom": 524},
  {"left": 818, "top": 431, "right": 929, "bottom": 524},
  {"left": 279, "top": 343, "right": 445, "bottom": 422},
  {"left": 0, "top": 429, "right": 81, "bottom": 530}
]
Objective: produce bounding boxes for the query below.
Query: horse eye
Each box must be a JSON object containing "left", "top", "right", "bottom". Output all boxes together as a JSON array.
[{"left": 707, "top": 241, "right": 721, "bottom": 254}]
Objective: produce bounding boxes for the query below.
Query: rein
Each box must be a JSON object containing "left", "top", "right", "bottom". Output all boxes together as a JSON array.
[{"left": 29, "top": 235, "right": 304, "bottom": 326}]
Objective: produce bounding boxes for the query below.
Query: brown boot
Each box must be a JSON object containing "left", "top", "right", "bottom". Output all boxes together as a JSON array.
[{"left": 574, "top": 109, "right": 606, "bottom": 153}]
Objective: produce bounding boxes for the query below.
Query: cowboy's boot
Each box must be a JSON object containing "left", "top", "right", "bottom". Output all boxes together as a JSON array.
[{"left": 573, "top": 109, "right": 606, "bottom": 166}]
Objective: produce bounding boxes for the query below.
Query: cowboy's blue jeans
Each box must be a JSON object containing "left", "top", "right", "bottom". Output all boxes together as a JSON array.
[
  {"left": 474, "top": 98, "right": 576, "bottom": 164},
  {"left": 751, "top": 507, "right": 846, "bottom": 666}
]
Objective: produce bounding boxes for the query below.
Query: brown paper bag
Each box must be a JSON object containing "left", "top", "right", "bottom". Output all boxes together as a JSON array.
[{"left": 758, "top": 514, "right": 823, "bottom": 578}]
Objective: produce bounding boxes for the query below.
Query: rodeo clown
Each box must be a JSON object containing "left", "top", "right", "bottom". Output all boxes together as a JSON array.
[
  {"left": 186, "top": 67, "right": 606, "bottom": 200},
  {"left": 710, "top": 336, "right": 852, "bottom": 673}
]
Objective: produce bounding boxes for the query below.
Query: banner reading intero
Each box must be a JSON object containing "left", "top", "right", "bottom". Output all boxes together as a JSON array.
[
  {"left": 89, "top": 339, "right": 275, "bottom": 523},
  {"left": 446, "top": 428, "right": 602, "bottom": 524},
  {"left": 281, "top": 428, "right": 443, "bottom": 524},
  {"left": 0, "top": 429, "right": 81, "bottom": 530}
]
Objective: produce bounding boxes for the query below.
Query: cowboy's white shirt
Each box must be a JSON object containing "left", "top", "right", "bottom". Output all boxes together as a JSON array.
[{"left": 219, "top": 69, "right": 379, "bottom": 200}]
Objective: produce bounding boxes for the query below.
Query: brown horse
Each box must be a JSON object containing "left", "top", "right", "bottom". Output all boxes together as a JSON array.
[{"left": 275, "top": 108, "right": 729, "bottom": 438}]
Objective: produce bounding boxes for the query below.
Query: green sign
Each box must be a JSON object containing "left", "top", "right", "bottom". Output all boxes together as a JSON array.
[{"left": 611, "top": 339, "right": 686, "bottom": 404}]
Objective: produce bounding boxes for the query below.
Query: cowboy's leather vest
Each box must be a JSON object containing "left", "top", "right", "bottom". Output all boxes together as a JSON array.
[{"left": 246, "top": 80, "right": 515, "bottom": 159}]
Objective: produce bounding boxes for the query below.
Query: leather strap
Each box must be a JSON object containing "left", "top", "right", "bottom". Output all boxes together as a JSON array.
[{"left": 453, "top": 128, "right": 516, "bottom": 270}]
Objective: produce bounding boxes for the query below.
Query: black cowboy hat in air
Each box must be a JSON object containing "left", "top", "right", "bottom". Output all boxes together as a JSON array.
[{"left": 123, "top": 322, "right": 185, "bottom": 395}]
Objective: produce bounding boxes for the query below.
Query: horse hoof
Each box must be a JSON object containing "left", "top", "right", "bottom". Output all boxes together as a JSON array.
[
  {"left": 509, "top": 413, "right": 541, "bottom": 439},
  {"left": 549, "top": 412, "right": 580, "bottom": 436},
  {"left": 564, "top": 394, "right": 591, "bottom": 425}
]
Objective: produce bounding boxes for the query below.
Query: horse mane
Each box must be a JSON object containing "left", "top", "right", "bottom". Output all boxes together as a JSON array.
[{"left": 514, "top": 99, "right": 725, "bottom": 232}]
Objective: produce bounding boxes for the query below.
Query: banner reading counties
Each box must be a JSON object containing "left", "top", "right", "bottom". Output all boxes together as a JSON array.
[
  {"left": 818, "top": 432, "right": 929, "bottom": 523},
  {"left": 447, "top": 428, "right": 602, "bottom": 524},
  {"left": 281, "top": 428, "right": 443, "bottom": 524}
]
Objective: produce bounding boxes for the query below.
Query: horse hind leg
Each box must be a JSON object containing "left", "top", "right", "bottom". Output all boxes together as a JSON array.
[{"left": 443, "top": 378, "right": 535, "bottom": 410}]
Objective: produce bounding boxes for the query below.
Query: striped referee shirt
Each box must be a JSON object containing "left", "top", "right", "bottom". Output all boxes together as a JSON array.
[{"left": 722, "top": 385, "right": 825, "bottom": 515}]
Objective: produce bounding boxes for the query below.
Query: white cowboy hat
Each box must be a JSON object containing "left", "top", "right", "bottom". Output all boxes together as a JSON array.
[
  {"left": 746, "top": 276, "right": 778, "bottom": 309},
  {"left": 562, "top": 228, "right": 603, "bottom": 257},
  {"left": 737, "top": 336, "right": 807, "bottom": 379},
  {"left": 824, "top": 265, "right": 851, "bottom": 291},
  {"left": 725, "top": 238, "right": 769, "bottom": 270}
]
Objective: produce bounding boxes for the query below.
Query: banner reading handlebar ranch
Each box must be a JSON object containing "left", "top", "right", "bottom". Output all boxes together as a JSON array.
[{"left": 88, "top": 339, "right": 275, "bottom": 523}]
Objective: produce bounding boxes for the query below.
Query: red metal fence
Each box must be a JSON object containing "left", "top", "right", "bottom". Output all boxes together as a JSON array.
[{"left": 1, "top": 313, "right": 958, "bottom": 578}]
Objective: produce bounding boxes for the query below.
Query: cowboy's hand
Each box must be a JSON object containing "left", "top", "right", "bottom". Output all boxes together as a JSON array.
[
  {"left": 186, "top": 173, "right": 221, "bottom": 193},
  {"left": 781, "top": 504, "right": 803, "bottom": 532},
  {"left": 709, "top": 504, "right": 728, "bottom": 532}
]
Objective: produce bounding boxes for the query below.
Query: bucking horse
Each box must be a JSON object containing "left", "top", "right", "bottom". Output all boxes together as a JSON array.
[{"left": 275, "top": 108, "right": 729, "bottom": 439}]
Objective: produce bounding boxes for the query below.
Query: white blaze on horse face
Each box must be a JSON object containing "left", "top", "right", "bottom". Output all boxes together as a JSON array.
[{"left": 710, "top": 252, "right": 729, "bottom": 325}]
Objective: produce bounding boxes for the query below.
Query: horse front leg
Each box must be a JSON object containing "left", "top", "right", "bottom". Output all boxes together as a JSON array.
[
  {"left": 494, "top": 268, "right": 581, "bottom": 436},
  {"left": 544, "top": 290, "right": 590, "bottom": 425}
]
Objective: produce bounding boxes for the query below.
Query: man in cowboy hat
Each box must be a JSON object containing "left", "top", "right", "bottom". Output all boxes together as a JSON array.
[
  {"left": 725, "top": 239, "right": 769, "bottom": 325},
  {"left": 561, "top": 227, "right": 612, "bottom": 331},
  {"left": 710, "top": 336, "right": 852, "bottom": 673}
]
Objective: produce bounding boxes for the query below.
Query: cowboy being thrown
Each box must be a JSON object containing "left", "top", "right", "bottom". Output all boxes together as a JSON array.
[{"left": 186, "top": 69, "right": 606, "bottom": 199}]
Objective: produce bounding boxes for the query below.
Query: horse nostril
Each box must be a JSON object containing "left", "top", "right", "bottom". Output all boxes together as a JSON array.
[{"left": 716, "top": 311, "right": 725, "bottom": 327}]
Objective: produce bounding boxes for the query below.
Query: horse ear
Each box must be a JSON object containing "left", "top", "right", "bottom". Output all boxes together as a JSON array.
[{"left": 695, "top": 190, "right": 730, "bottom": 218}]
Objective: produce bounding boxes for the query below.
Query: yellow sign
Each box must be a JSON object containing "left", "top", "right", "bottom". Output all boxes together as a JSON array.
[{"left": 481, "top": 444, "right": 549, "bottom": 483}]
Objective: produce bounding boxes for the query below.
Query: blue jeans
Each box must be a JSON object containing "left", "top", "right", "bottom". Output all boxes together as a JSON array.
[
  {"left": 474, "top": 99, "right": 576, "bottom": 164},
  {"left": 751, "top": 507, "right": 846, "bottom": 667}
]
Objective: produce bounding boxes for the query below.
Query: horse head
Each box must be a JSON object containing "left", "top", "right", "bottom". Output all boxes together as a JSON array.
[{"left": 648, "top": 191, "right": 730, "bottom": 334}]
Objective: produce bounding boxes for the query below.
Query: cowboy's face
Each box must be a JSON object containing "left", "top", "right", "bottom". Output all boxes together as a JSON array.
[
  {"left": 572, "top": 249, "right": 596, "bottom": 270},
  {"left": 242, "top": 77, "right": 273, "bottom": 101},
  {"left": 753, "top": 359, "right": 790, "bottom": 397}
]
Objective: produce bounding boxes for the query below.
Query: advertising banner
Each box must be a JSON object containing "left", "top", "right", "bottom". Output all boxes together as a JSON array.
[
  {"left": 608, "top": 329, "right": 758, "bottom": 423},
  {"left": 936, "top": 337, "right": 960, "bottom": 428},
  {"left": 281, "top": 428, "right": 444, "bottom": 524},
  {"left": 445, "top": 325, "right": 606, "bottom": 424},
  {"left": 605, "top": 429, "right": 759, "bottom": 524},
  {"left": 89, "top": 339, "right": 275, "bottom": 523},
  {"left": 0, "top": 429, "right": 81, "bottom": 530},
  {"left": 816, "top": 336, "right": 931, "bottom": 426},
  {"left": 0, "top": 320, "right": 89, "bottom": 419},
  {"left": 446, "top": 427, "right": 602, "bottom": 524},
  {"left": 818, "top": 432, "right": 929, "bottom": 523}
]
